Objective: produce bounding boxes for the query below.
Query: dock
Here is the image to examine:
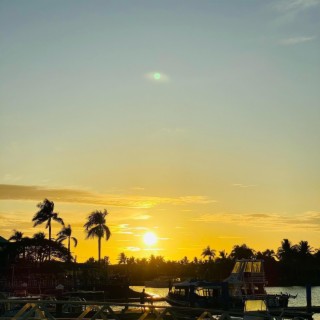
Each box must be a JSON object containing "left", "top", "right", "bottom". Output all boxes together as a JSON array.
[{"left": 0, "top": 299, "right": 318, "bottom": 320}]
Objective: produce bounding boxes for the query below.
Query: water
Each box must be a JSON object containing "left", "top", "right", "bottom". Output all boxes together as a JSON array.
[{"left": 131, "top": 286, "right": 320, "bottom": 319}]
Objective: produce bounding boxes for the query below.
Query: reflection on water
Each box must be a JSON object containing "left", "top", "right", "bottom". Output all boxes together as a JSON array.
[{"left": 131, "top": 286, "right": 320, "bottom": 319}]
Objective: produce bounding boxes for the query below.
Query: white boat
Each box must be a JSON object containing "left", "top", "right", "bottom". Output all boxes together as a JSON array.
[
  {"left": 225, "top": 259, "right": 291, "bottom": 308},
  {"left": 166, "top": 259, "right": 293, "bottom": 309}
]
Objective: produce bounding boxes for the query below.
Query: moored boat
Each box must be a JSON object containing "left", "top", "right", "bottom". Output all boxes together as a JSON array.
[{"left": 166, "top": 259, "right": 294, "bottom": 310}]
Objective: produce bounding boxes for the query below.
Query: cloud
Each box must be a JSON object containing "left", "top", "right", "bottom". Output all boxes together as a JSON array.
[
  {"left": 126, "top": 247, "right": 141, "bottom": 252},
  {"left": 279, "top": 36, "right": 316, "bottom": 45},
  {"left": 193, "top": 211, "right": 320, "bottom": 231},
  {"left": 132, "top": 214, "right": 151, "bottom": 220},
  {"left": 232, "top": 184, "right": 257, "bottom": 188},
  {"left": 112, "top": 224, "right": 147, "bottom": 235},
  {"left": 274, "top": 0, "right": 320, "bottom": 13},
  {"left": 271, "top": 0, "right": 320, "bottom": 24},
  {"left": 0, "top": 184, "right": 215, "bottom": 209},
  {"left": 0, "top": 212, "right": 35, "bottom": 235}
]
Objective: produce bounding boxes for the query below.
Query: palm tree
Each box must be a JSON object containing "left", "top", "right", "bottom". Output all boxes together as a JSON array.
[
  {"left": 9, "top": 230, "right": 25, "bottom": 259},
  {"left": 8, "top": 230, "right": 24, "bottom": 242},
  {"left": 277, "top": 239, "right": 297, "bottom": 261},
  {"left": 56, "top": 224, "right": 78, "bottom": 262},
  {"left": 216, "top": 250, "right": 229, "bottom": 262},
  {"left": 118, "top": 252, "right": 128, "bottom": 264},
  {"left": 201, "top": 245, "right": 216, "bottom": 262},
  {"left": 297, "top": 240, "right": 313, "bottom": 257},
  {"left": 84, "top": 209, "right": 111, "bottom": 263},
  {"left": 32, "top": 232, "right": 47, "bottom": 262},
  {"left": 230, "top": 244, "right": 255, "bottom": 260},
  {"left": 32, "top": 199, "right": 64, "bottom": 261}
]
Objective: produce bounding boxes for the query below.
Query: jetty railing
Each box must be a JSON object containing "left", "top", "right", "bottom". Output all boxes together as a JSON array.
[
  {"left": 0, "top": 299, "right": 240, "bottom": 320},
  {"left": 0, "top": 299, "right": 315, "bottom": 320}
]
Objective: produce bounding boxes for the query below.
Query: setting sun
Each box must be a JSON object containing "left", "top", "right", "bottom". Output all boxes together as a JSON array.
[{"left": 143, "top": 232, "right": 157, "bottom": 246}]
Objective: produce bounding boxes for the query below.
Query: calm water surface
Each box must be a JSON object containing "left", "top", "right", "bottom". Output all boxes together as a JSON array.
[{"left": 131, "top": 286, "right": 320, "bottom": 319}]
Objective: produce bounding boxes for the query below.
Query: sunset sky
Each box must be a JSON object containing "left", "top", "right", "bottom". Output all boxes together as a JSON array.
[{"left": 1, "top": 0, "right": 319, "bottom": 263}]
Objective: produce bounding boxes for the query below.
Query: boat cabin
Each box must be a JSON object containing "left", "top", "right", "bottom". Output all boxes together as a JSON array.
[{"left": 224, "top": 259, "right": 266, "bottom": 298}]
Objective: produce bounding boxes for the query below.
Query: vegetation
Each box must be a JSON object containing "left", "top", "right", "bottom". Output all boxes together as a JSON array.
[
  {"left": 0, "top": 198, "right": 320, "bottom": 287},
  {"left": 84, "top": 209, "right": 111, "bottom": 263},
  {"left": 32, "top": 199, "right": 64, "bottom": 261},
  {"left": 56, "top": 224, "right": 78, "bottom": 262}
]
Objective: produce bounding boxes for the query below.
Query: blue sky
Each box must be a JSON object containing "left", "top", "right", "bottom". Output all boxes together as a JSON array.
[{"left": 0, "top": 0, "right": 319, "bottom": 262}]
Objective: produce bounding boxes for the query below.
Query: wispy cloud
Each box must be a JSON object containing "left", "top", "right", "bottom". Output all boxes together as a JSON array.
[
  {"left": 113, "top": 224, "right": 147, "bottom": 235},
  {"left": 272, "top": 0, "right": 320, "bottom": 24},
  {"left": 126, "top": 247, "right": 141, "bottom": 252},
  {"left": 274, "top": 0, "right": 320, "bottom": 12},
  {"left": 279, "top": 36, "right": 316, "bottom": 45},
  {"left": 233, "top": 183, "right": 257, "bottom": 188},
  {"left": 0, "top": 184, "right": 215, "bottom": 209},
  {"left": 193, "top": 211, "right": 320, "bottom": 231},
  {"left": 132, "top": 214, "right": 151, "bottom": 220}
]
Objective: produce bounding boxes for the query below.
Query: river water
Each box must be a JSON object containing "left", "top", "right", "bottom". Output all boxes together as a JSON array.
[{"left": 131, "top": 286, "right": 320, "bottom": 319}]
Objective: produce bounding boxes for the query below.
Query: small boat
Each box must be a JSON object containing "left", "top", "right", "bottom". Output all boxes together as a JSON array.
[{"left": 166, "top": 259, "right": 294, "bottom": 310}]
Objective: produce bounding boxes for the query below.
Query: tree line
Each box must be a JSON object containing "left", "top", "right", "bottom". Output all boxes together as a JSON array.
[
  {"left": 1, "top": 199, "right": 320, "bottom": 286},
  {"left": 111, "top": 241, "right": 320, "bottom": 285},
  {"left": 2, "top": 198, "right": 111, "bottom": 264}
]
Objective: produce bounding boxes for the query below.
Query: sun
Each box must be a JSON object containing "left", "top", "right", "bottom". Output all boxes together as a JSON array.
[{"left": 143, "top": 232, "right": 157, "bottom": 246}]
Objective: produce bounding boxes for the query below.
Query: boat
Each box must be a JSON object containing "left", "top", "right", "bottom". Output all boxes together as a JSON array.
[
  {"left": 166, "top": 280, "right": 229, "bottom": 308},
  {"left": 166, "top": 259, "right": 294, "bottom": 310},
  {"left": 225, "top": 259, "right": 291, "bottom": 308}
]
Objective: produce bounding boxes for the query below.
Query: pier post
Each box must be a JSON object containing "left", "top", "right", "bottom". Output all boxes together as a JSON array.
[{"left": 306, "top": 284, "right": 312, "bottom": 314}]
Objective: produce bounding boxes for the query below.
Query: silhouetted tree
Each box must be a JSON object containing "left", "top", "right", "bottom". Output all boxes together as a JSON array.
[
  {"left": 8, "top": 230, "right": 23, "bottom": 242},
  {"left": 297, "top": 240, "right": 313, "bottom": 257},
  {"left": 9, "top": 230, "right": 26, "bottom": 259},
  {"left": 201, "top": 245, "right": 216, "bottom": 261},
  {"left": 180, "top": 256, "right": 189, "bottom": 265},
  {"left": 32, "top": 199, "right": 64, "bottom": 261},
  {"left": 230, "top": 244, "right": 255, "bottom": 260},
  {"left": 56, "top": 224, "right": 78, "bottom": 262},
  {"left": 216, "top": 250, "right": 229, "bottom": 262},
  {"left": 277, "top": 239, "right": 297, "bottom": 261},
  {"left": 118, "top": 252, "right": 128, "bottom": 264},
  {"left": 84, "top": 209, "right": 111, "bottom": 263}
]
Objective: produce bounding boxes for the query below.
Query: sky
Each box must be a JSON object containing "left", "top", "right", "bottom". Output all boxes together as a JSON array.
[{"left": 0, "top": 0, "right": 319, "bottom": 263}]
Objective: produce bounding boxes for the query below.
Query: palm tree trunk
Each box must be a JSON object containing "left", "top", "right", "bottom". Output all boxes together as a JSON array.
[
  {"left": 98, "top": 236, "right": 101, "bottom": 263},
  {"left": 48, "top": 218, "right": 52, "bottom": 261},
  {"left": 68, "top": 237, "right": 71, "bottom": 262}
]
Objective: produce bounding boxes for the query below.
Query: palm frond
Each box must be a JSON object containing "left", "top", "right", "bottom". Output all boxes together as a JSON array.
[
  {"left": 72, "top": 237, "right": 78, "bottom": 247},
  {"left": 52, "top": 213, "right": 64, "bottom": 225},
  {"left": 103, "top": 225, "right": 111, "bottom": 240},
  {"left": 86, "top": 226, "right": 102, "bottom": 239}
]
